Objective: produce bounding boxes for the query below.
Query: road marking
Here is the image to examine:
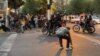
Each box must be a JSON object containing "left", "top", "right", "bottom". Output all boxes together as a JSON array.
[
  {"left": 74, "top": 33, "right": 100, "bottom": 44},
  {"left": 0, "top": 34, "right": 17, "bottom": 56},
  {"left": 1, "top": 53, "right": 7, "bottom": 56}
]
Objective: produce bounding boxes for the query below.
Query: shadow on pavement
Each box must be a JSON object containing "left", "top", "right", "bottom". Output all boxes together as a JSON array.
[
  {"left": 89, "top": 33, "right": 100, "bottom": 38},
  {"left": 55, "top": 48, "right": 73, "bottom": 56},
  {"left": 55, "top": 48, "right": 63, "bottom": 56},
  {"left": 37, "top": 34, "right": 58, "bottom": 43},
  {"left": 73, "top": 31, "right": 88, "bottom": 34},
  {"left": 66, "top": 49, "right": 73, "bottom": 56}
]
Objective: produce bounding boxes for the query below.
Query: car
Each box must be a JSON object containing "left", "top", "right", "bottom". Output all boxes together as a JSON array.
[
  {"left": 67, "top": 15, "right": 80, "bottom": 23},
  {"left": 92, "top": 16, "right": 100, "bottom": 24},
  {"left": 69, "top": 15, "right": 100, "bottom": 24},
  {"left": 71, "top": 16, "right": 80, "bottom": 23},
  {"left": 68, "top": 15, "right": 80, "bottom": 23}
]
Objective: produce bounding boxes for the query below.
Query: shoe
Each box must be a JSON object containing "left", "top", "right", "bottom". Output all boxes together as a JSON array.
[{"left": 66, "top": 47, "right": 72, "bottom": 50}]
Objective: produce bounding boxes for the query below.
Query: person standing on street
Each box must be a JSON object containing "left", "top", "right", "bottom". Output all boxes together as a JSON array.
[
  {"left": 34, "top": 15, "right": 38, "bottom": 28},
  {"left": 31, "top": 15, "right": 36, "bottom": 28}
]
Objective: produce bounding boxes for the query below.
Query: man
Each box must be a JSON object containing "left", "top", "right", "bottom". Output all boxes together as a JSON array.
[
  {"left": 56, "top": 23, "right": 72, "bottom": 50},
  {"left": 34, "top": 15, "right": 38, "bottom": 28},
  {"left": 31, "top": 15, "right": 36, "bottom": 28},
  {"left": 83, "top": 14, "right": 92, "bottom": 32}
]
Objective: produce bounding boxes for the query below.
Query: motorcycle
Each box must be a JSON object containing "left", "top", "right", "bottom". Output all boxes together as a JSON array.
[
  {"left": 73, "top": 21, "right": 95, "bottom": 33},
  {"left": 0, "top": 21, "right": 10, "bottom": 32}
]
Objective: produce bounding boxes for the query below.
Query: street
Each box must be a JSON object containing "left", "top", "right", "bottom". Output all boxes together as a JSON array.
[
  {"left": 0, "top": 23, "right": 100, "bottom": 56},
  {"left": 0, "top": 0, "right": 100, "bottom": 56}
]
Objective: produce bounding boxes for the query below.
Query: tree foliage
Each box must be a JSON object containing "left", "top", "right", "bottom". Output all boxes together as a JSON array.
[
  {"left": 93, "top": 0, "right": 100, "bottom": 14},
  {"left": 70, "top": 0, "right": 84, "bottom": 14},
  {"left": 21, "top": 0, "right": 100, "bottom": 15},
  {"left": 22, "top": 0, "right": 47, "bottom": 15},
  {"left": 8, "top": 0, "right": 24, "bottom": 9},
  {"left": 66, "top": 0, "right": 100, "bottom": 14}
]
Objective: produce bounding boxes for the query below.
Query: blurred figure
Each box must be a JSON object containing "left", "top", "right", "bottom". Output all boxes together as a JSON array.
[
  {"left": 20, "top": 18, "right": 26, "bottom": 33},
  {"left": 0, "top": 16, "right": 10, "bottom": 32},
  {"left": 31, "top": 15, "right": 35, "bottom": 28},
  {"left": 34, "top": 15, "right": 38, "bottom": 28},
  {"left": 69, "top": 16, "right": 72, "bottom": 23},
  {"left": 62, "top": 14, "right": 67, "bottom": 25},
  {"left": 56, "top": 23, "right": 72, "bottom": 50},
  {"left": 9, "top": 15, "right": 15, "bottom": 31},
  {"left": 25, "top": 14, "right": 32, "bottom": 30},
  {"left": 79, "top": 16, "right": 84, "bottom": 27}
]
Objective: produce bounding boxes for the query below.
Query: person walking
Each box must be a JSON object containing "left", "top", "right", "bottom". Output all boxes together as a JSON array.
[
  {"left": 20, "top": 18, "right": 25, "bottom": 33},
  {"left": 56, "top": 23, "right": 72, "bottom": 50},
  {"left": 34, "top": 15, "right": 38, "bottom": 28},
  {"left": 31, "top": 15, "right": 36, "bottom": 28}
]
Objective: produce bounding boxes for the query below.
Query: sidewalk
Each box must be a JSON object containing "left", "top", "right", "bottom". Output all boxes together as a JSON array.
[{"left": 0, "top": 31, "right": 11, "bottom": 48}]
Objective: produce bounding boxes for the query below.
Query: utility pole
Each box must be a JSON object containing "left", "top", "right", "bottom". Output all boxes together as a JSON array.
[
  {"left": 13, "top": 0, "right": 17, "bottom": 13},
  {"left": 4, "top": 0, "right": 8, "bottom": 27},
  {"left": 47, "top": 0, "right": 52, "bottom": 20}
]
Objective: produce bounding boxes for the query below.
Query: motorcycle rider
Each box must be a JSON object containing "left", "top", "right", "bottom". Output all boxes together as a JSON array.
[{"left": 83, "top": 14, "right": 92, "bottom": 32}]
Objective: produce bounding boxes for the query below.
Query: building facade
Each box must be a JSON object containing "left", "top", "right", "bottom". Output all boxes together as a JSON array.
[
  {"left": 0, "top": 0, "right": 8, "bottom": 27},
  {"left": 0, "top": 0, "right": 5, "bottom": 16}
]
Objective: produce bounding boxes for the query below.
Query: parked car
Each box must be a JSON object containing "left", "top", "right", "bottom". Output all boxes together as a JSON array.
[
  {"left": 71, "top": 16, "right": 80, "bottom": 23},
  {"left": 67, "top": 15, "right": 80, "bottom": 23},
  {"left": 92, "top": 16, "right": 100, "bottom": 24}
]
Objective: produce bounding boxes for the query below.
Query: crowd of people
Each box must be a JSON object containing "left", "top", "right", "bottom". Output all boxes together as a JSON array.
[
  {"left": 0, "top": 12, "right": 94, "bottom": 50},
  {"left": 0, "top": 13, "right": 48, "bottom": 33},
  {"left": 0, "top": 12, "right": 94, "bottom": 34}
]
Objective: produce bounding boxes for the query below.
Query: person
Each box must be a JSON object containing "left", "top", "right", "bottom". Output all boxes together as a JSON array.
[
  {"left": 56, "top": 23, "right": 72, "bottom": 50},
  {"left": 62, "top": 15, "right": 67, "bottom": 25},
  {"left": 79, "top": 16, "right": 84, "bottom": 27},
  {"left": 0, "top": 16, "right": 10, "bottom": 32},
  {"left": 26, "top": 14, "right": 32, "bottom": 30},
  {"left": 87, "top": 15, "right": 92, "bottom": 26},
  {"left": 83, "top": 14, "right": 92, "bottom": 32},
  {"left": 20, "top": 18, "right": 26, "bottom": 33},
  {"left": 55, "top": 14, "right": 62, "bottom": 27},
  {"left": 0, "top": 17, "right": 3, "bottom": 29},
  {"left": 31, "top": 15, "right": 35, "bottom": 28},
  {"left": 34, "top": 15, "right": 38, "bottom": 28},
  {"left": 46, "top": 15, "right": 55, "bottom": 35}
]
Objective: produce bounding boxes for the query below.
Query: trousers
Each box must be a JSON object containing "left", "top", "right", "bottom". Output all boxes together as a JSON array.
[{"left": 57, "top": 32, "right": 72, "bottom": 48}]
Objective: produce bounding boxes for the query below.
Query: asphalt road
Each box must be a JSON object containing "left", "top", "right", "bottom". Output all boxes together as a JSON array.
[{"left": 0, "top": 24, "right": 100, "bottom": 56}]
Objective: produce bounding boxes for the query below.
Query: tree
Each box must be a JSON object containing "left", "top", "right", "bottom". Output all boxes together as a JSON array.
[
  {"left": 66, "top": 0, "right": 94, "bottom": 14},
  {"left": 22, "top": 0, "right": 47, "bottom": 15},
  {"left": 68, "top": 0, "right": 83, "bottom": 14},
  {"left": 8, "top": 0, "right": 24, "bottom": 9},
  {"left": 93, "top": 0, "right": 100, "bottom": 14},
  {"left": 51, "top": 2, "right": 57, "bottom": 14}
]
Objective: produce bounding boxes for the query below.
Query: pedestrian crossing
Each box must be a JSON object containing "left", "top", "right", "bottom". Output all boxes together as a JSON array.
[{"left": 0, "top": 34, "right": 17, "bottom": 56}]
